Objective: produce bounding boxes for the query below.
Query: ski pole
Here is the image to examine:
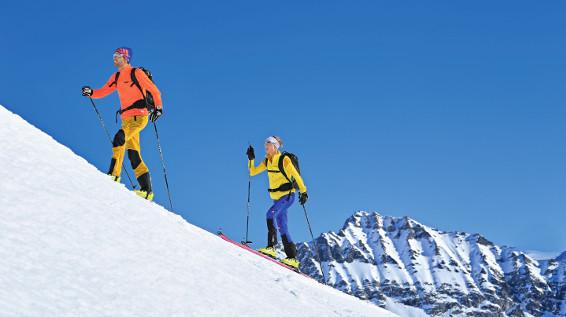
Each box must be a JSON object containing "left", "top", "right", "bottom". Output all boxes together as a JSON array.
[
  {"left": 302, "top": 204, "right": 327, "bottom": 284},
  {"left": 152, "top": 121, "right": 174, "bottom": 211},
  {"left": 131, "top": 79, "right": 173, "bottom": 210},
  {"left": 242, "top": 159, "right": 253, "bottom": 245},
  {"left": 88, "top": 97, "right": 137, "bottom": 189}
]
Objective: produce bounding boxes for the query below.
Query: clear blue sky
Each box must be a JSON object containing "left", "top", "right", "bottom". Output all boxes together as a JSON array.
[{"left": 1, "top": 1, "right": 565, "bottom": 253}]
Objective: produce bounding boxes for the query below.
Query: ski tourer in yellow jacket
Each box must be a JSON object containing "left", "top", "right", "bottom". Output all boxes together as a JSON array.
[
  {"left": 248, "top": 151, "right": 307, "bottom": 201},
  {"left": 246, "top": 136, "right": 308, "bottom": 270}
]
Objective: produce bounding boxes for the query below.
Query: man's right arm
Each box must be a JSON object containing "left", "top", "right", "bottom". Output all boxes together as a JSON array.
[{"left": 91, "top": 74, "right": 118, "bottom": 99}]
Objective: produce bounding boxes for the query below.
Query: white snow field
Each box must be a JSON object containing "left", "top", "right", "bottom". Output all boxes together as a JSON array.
[{"left": 0, "top": 105, "right": 399, "bottom": 317}]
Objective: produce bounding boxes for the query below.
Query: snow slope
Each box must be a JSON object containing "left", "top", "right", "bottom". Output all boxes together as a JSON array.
[{"left": 0, "top": 105, "right": 398, "bottom": 317}]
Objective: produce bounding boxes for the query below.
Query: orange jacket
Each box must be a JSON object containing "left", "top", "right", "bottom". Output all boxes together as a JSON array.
[{"left": 91, "top": 65, "right": 162, "bottom": 119}]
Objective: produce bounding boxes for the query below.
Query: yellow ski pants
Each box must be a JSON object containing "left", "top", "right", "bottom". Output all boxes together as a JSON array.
[{"left": 108, "top": 115, "right": 149, "bottom": 178}]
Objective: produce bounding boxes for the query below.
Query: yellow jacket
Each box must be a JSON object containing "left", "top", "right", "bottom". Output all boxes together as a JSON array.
[{"left": 249, "top": 152, "right": 307, "bottom": 200}]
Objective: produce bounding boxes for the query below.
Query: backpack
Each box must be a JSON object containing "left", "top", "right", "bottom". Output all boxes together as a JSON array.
[
  {"left": 111, "top": 67, "right": 155, "bottom": 120},
  {"left": 265, "top": 151, "right": 301, "bottom": 192},
  {"left": 130, "top": 67, "right": 155, "bottom": 110}
]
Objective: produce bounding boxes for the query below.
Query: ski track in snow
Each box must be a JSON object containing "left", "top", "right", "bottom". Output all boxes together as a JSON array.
[{"left": 0, "top": 105, "right": 399, "bottom": 317}]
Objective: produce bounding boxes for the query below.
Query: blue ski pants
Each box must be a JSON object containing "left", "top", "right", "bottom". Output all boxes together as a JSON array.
[{"left": 266, "top": 193, "right": 295, "bottom": 243}]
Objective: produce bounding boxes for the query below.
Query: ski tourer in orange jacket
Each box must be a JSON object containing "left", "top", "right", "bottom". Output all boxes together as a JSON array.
[
  {"left": 81, "top": 47, "right": 162, "bottom": 201},
  {"left": 89, "top": 60, "right": 162, "bottom": 119}
]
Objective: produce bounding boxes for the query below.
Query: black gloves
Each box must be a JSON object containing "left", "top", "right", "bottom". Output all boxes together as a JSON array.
[
  {"left": 299, "top": 192, "right": 308, "bottom": 205},
  {"left": 82, "top": 86, "right": 93, "bottom": 97},
  {"left": 246, "top": 145, "right": 255, "bottom": 160},
  {"left": 150, "top": 108, "right": 162, "bottom": 122}
]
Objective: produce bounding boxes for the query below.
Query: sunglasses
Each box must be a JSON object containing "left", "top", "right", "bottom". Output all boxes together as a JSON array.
[{"left": 113, "top": 53, "right": 124, "bottom": 59}]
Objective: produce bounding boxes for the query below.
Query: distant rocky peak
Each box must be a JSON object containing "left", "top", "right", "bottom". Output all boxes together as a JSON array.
[
  {"left": 472, "top": 233, "right": 494, "bottom": 246},
  {"left": 297, "top": 211, "right": 566, "bottom": 317},
  {"left": 342, "top": 210, "right": 380, "bottom": 230},
  {"left": 342, "top": 211, "right": 434, "bottom": 234}
]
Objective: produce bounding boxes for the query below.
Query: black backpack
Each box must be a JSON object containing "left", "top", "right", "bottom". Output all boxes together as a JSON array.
[
  {"left": 266, "top": 151, "right": 301, "bottom": 192},
  {"left": 110, "top": 67, "right": 155, "bottom": 119},
  {"left": 130, "top": 67, "right": 155, "bottom": 110}
]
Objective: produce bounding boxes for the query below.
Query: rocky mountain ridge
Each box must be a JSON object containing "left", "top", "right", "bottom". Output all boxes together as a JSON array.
[{"left": 297, "top": 211, "right": 565, "bottom": 316}]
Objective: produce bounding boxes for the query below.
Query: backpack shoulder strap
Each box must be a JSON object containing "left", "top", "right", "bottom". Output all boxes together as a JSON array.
[
  {"left": 130, "top": 68, "right": 143, "bottom": 91},
  {"left": 109, "top": 72, "right": 120, "bottom": 87},
  {"left": 130, "top": 67, "right": 149, "bottom": 102},
  {"left": 278, "top": 152, "right": 292, "bottom": 183}
]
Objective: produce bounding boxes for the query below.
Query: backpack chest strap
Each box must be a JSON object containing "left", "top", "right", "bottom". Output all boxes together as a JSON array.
[{"left": 268, "top": 182, "right": 293, "bottom": 193}]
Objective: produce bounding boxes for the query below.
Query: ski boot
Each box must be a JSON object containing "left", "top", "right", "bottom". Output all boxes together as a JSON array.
[
  {"left": 281, "top": 235, "right": 299, "bottom": 270},
  {"left": 134, "top": 189, "right": 154, "bottom": 201},
  {"left": 135, "top": 172, "right": 154, "bottom": 201},
  {"left": 258, "top": 219, "right": 279, "bottom": 258},
  {"left": 109, "top": 174, "right": 121, "bottom": 183},
  {"left": 257, "top": 246, "right": 277, "bottom": 258},
  {"left": 280, "top": 257, "right": 300, "bottom": 270}
]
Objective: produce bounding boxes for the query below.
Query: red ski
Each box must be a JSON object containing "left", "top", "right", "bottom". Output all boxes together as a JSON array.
[{"left": 218, "top": 233, "right": 311, "bottom": 277}]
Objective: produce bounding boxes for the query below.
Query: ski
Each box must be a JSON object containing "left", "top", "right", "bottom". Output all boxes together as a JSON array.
[{"left": 218, "top": 233, "right": 309, "bottom": 277}]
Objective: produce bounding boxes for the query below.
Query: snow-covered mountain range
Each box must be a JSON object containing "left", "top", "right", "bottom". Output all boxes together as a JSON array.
[{"left": 298, "top": 211, "right": 566, "bottom": 317}]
